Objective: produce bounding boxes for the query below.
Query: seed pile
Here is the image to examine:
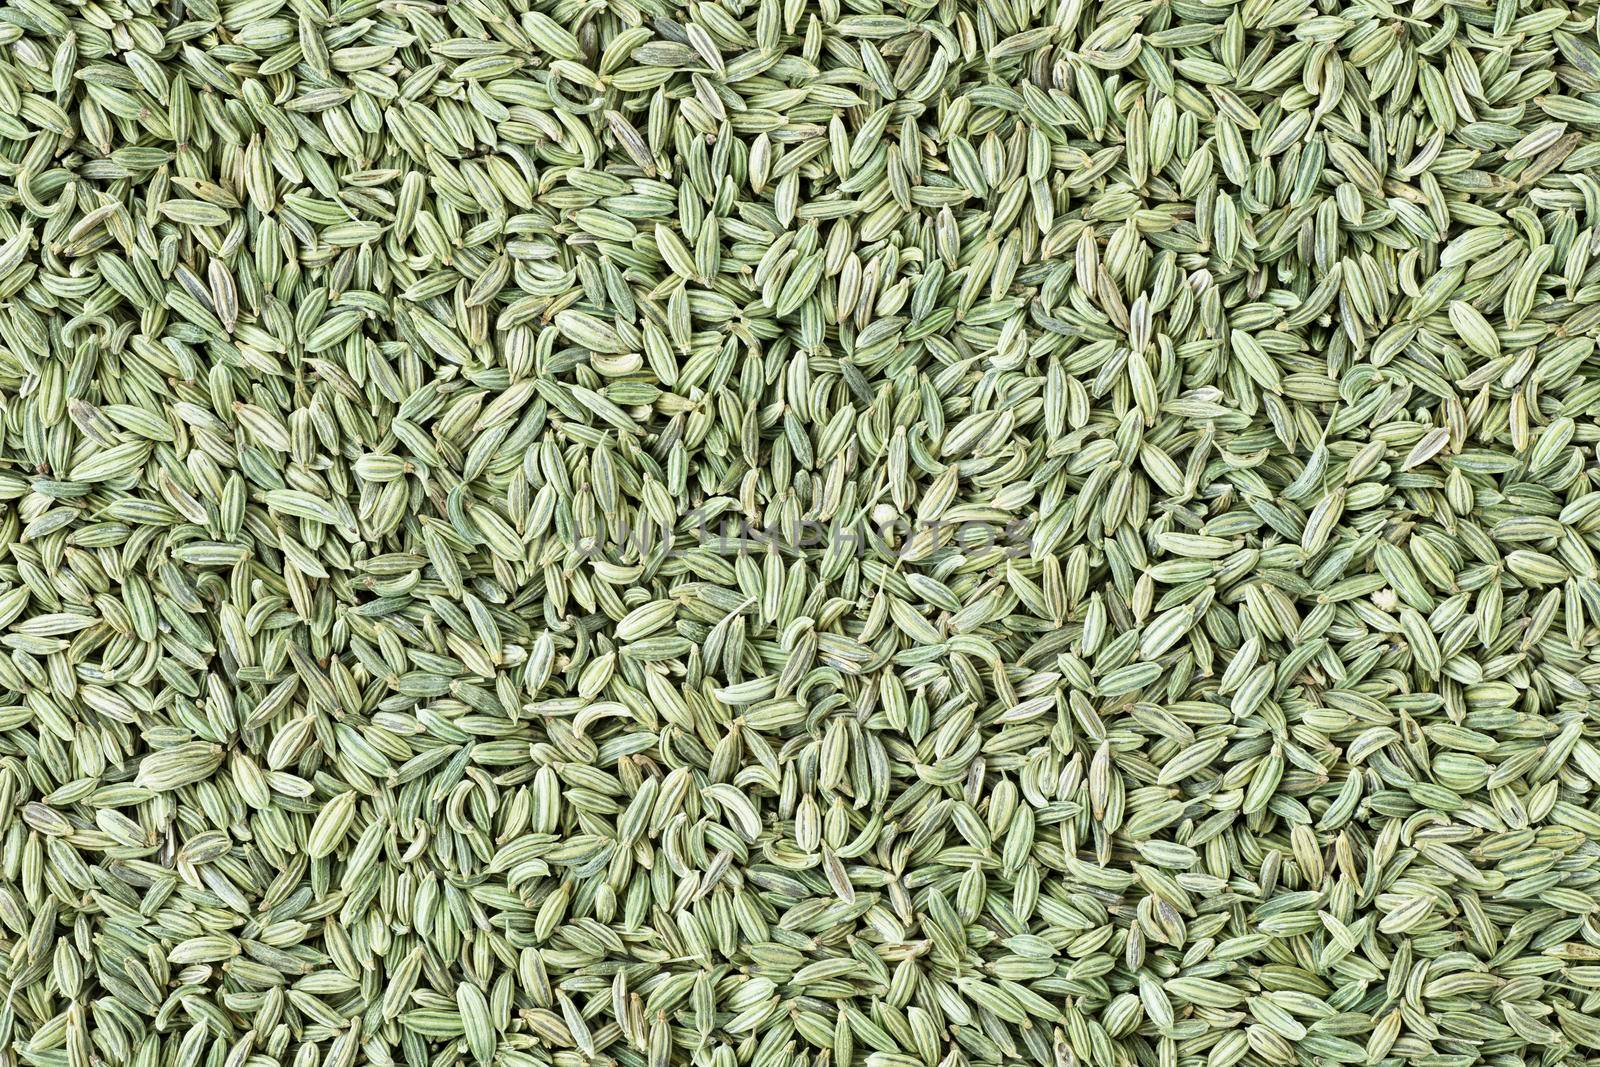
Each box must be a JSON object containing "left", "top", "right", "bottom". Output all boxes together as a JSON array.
[{"left": 5, "top": 0, "right": 1600, "bottom": 1064}]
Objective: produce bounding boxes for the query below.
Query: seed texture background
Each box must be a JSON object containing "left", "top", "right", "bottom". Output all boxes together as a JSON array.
[{"left": 2, "top": 0, "right": 1600, "bottom": 1066}]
